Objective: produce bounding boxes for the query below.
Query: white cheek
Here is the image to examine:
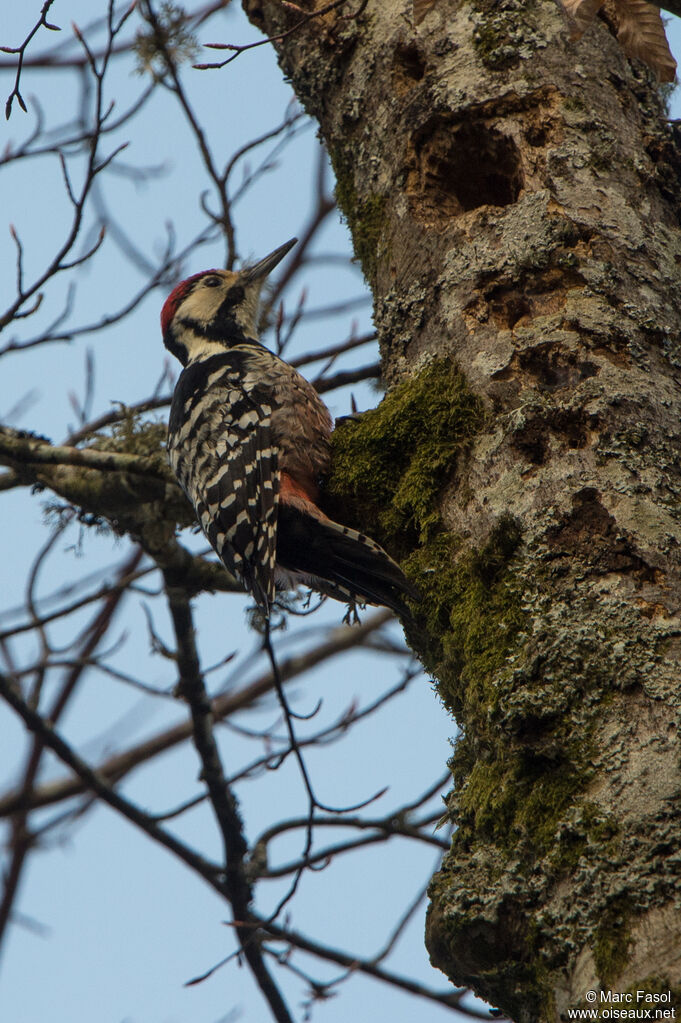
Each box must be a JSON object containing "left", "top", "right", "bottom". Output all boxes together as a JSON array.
[{"left": 181, "top": 289, "right": 223, "bottom": 324}]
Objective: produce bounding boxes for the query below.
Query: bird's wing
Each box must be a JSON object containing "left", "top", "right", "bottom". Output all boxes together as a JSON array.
[
  {"left": 196, "top": 383, "right": 279, "bottom": 609},
  {"left": 169, "top": 354, "right": 280, "bottom": 609}
]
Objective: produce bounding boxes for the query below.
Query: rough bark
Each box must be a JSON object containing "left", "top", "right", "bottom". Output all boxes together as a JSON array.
[{"left": 243, "top": 0, "right": 681, "bottom": 1019}]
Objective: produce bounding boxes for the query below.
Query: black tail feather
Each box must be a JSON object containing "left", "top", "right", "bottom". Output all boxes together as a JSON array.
[{"left": 276, "top": 504, "right": 419, "bottom": 620}]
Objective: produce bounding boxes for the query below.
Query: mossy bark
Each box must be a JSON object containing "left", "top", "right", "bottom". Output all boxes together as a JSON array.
[{"left": 243, "top": 0, "right": 681, "bottom": 1018}]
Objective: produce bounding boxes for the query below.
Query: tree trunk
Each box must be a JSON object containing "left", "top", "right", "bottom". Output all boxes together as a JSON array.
[{"left": 244, "top": 0, "right": 681, "bottom": 1018}]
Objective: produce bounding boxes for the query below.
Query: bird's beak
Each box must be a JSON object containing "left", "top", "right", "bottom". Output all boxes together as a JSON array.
[{"left": 243, "top": 238, "right": 297, "bottom": 282}]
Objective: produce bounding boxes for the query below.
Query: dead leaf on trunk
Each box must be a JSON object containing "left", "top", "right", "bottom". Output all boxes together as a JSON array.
[
  {"left": 616, "top": 0, "right": 677, "bottom": 82},
  {"left": 560, "top": 0, "right": 677, "bottom": 82}
]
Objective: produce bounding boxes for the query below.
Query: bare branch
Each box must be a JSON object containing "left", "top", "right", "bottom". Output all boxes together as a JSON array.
[
  {"left": 2, "top": 0, "right": 61, "bottom": 120},
  {"left": 0, "top": 546, "right": 143, "bottom": 948},
  {"left": 291, "top": 331, "right": 376, "bottom": 371},
  {"left": 255, "top": 810, "right": 448, "bottom": 880},
  {"left": 314, "top": 360, "right": 381, "bottom": 395},
  {"left": 0, "top": 611, "right": 392, "bottom": 818},
  {"left": 0, "top": 563, "right": 154, "bottom": 643},
  {"left": 0, "top": 3, "right": 132, "bottom": 335},
  {"left": 259, "top": 915, "right": 487, "bottom": 1017},
  {"left": 0, "top": 427, "right": 166, "bottom": 478},
  {"left": 0, "top": 669, "right": 225, "bottom": 887}
]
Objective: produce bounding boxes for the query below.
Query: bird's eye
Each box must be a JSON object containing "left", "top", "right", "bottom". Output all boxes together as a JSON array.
[{"left": 203, "top": 275, "right": 221, "bottom": 288}]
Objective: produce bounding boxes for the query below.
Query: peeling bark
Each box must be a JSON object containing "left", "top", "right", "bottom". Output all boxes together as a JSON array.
[{"left": 243, "top": 0, "right": 681, "bottom": 1018}]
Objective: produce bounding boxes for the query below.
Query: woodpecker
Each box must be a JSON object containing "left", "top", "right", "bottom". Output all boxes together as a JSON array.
[{"left": 161, "top": 238, "right": 419, "bottom": 620}]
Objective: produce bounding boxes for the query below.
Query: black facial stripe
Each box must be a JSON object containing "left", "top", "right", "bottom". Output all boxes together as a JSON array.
[
  {"left": 224, "top": 285, "right": 245, "bottom": 305},
  {"left": 163, "top": 330, "right": 190, "bottom": 367},
  {"left": 176, "top": 314, "right": 261, "bottom": 346}
]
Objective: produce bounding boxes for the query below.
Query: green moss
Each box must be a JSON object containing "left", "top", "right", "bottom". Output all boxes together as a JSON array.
[
  {"left": 330, "top": 147, "right": 388, "bottom": 284},
  {"left": 593, "top": 895, "right": 632, "bottom": 984},
  {"left": 326, "top": 361, "right": 564, "bottom": 857},
  {"left": 327, "top": 359, "right": 529, "bottom": 708},
  {"left": 444, "top": 520, "right": 523, "bottom": 700},
  {"left": 424, "top": 529, "right": 617, "bottom": 862},
  {"left": 449, "top": 701, "right": 599, "bottom": 858},
  {"left": 446, "top": 654, "right": 617, "bottom": 860},
  {"left": 354, "top": 194, "right": 388, "bottom": 283},
  {"left": 402, "top": 517, "right": 524, "bottom": 713},
  {"left": 455, "top": 750, "right": 582, "bottom": 855},
  {"left": 327, "top": 360, "right": 485, "bottom": 552}
]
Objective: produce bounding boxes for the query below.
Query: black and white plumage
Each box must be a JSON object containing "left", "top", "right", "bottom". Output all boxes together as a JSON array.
[{"left": 161, "top": 238, "right": 418, "bottom": 619}]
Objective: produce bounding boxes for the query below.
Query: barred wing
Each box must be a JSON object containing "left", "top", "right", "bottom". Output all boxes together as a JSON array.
[{"left": 168, "top": 355, "right": 280, "bottom": 609}]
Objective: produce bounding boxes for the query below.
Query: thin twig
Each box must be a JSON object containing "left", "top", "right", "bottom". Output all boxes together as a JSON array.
[
  {"left": 194, "top": 0, "right": 361, "bottom": 71},
  {"left": 0, "top": 547, "right": 144, "bottom": 949},
  {"left": 2, "top": 0, "right": 60, "bottom": 120},
  {"left": 0, "top": 611, "right": 392, "bottom": 818},
  {"left": 0, "top": 670, "right": 224, "bottom": 885},
  {"left": 258, "top": 915, "right": 491, "bottom": 1017}
]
